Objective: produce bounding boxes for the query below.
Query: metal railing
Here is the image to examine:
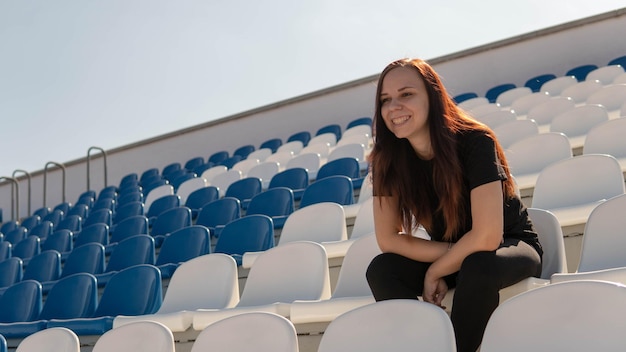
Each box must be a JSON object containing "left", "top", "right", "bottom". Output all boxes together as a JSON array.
[
  {"left": 12, "top": 169, "right": 31, "bottom": 216},
  {"left": 87, "top": 146, "right": 108, "bottom": 191},
  {"left": 43, "top": 162, "right": 66, "bottom": 207},
  {"left": 0, "top": 176, "right": 19, "bottom": 221}
]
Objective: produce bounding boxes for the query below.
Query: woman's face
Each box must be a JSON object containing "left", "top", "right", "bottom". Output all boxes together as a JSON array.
[{"left": 379, "top": 66, "right": 430, "bottom": 144}]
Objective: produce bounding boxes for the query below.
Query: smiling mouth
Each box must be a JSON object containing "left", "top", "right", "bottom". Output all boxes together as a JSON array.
[{"left": 391, "top": 115, "right": 410, "bottom": 125}]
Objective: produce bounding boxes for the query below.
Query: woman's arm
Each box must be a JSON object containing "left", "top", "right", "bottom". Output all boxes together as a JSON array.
[
  {"left": 425, "top": 180, "right": 504, "bottom": 280},
  {"left": 373, "top": 195, "right": 449, "bottom": 263}
]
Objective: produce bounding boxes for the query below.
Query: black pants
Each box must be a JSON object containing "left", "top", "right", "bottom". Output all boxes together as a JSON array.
[{"left": 366, "top": 238, "right": 542, "bottom": 352}]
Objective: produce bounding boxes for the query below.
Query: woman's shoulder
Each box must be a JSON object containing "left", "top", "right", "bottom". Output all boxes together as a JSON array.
[{"left": 456, "top": 128, "right": 494, "bottom": 148}]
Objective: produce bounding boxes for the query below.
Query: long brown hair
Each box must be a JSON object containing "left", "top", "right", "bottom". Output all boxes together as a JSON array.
[{"left": 369, "top": 58, "right": 516, "bottom": 241}]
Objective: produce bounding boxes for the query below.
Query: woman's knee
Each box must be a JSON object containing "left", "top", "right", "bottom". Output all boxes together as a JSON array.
[
  {"left": 366, "top": 253, "right": 400, "bottom": 284},
  {"left": 457, "top": 251, "right": 499, "bottom": 287}
]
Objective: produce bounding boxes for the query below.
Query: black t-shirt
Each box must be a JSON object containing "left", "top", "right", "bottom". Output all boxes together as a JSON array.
[{"left": 418, "top": 130, "right": 543, "bottom": 257}]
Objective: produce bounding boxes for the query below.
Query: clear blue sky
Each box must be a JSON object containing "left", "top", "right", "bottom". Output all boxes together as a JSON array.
[{"left": 0, "top": 0, "right": 624, "bottom": 177}]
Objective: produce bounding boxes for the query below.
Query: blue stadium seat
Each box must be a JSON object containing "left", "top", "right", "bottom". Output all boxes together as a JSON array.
[
  {"left": 150, "top": 207, "right": 192, "bottom": 246},
  {"left": 219, "top": 155, "right": 243, "bottom": 169},
  {"left": 346, "top": 117, "right": 373, "bottom": 130},
  {"left": 268, "top": 167, "right": 309, "bottom": 201},
  {"left": 109, "top": 215, "right": 148, "bottom": 246},
  {"left": 119, "top": 173, "right": 139, "bottom": 189},
  {"left": 162, "top": 162, "right": 182, "bottom": 179},
  {"left": 66, "top": 203, "right": 88, "bottom": 220},
  {"left": 213, "top": 214, "right": 274, "bottom": 266},
  {"left": 525, "top": 74, "right": 556, "bottom": 92},
  {"left": 96, "top": 235, "right": 155, "bottom": 287},
  {"left": 287, "top": 131, "right": 311, "bottom": 147},
  {"left": 0, "top": 280, "right": 42, "bottom": 324},
  {"left": 225, "top": 177, "right": 262, "bottom": 210},
  {"left": 0, "top": 334, "right": 5, "bottom": 352},
  {"left": 98, "top": 186, "right": 118, "bottom": 201},
  {"left": 41, "top": 229, "right": 73, "bottom": 254},
  {"left": 116, "top": 191, "right": 143, "bottom": 208},
  {"left": 195, "top": 198, "right": 241, "bottom": 238},
  {"left": 0, "top": 273, "right": 97, "bottom": 338},
  {"left": 19, "top": 215, "right": 40, "bottom": 232},
  {"left": 12, "top": 236, "right": 40, "bottom": 263},
  {"left": 485, "top": 83, "right": 516, "bottom": 103},
  {"left": 53, "top": 202, "right": 73, "bottom": 217},
  {"left": 140, "top": 168, "right": 160, "bottom": 184},
  {"left": 316, "top": 157, "right": 363, "bottom": 188},
  {"left": 234, "top": 144, "right": 255, "bottom": 160},
  {"left": 42, "top": 209, "right": 65, "bottom": 229},
  {"left": 0, "top": 258, "right": 23, "bottom": 289},
  {"left": 0, "top": 242, "right": 11, "bottom": 262},
  {"left": 112, "top": 201, "right": 144, "bottom": 227},
  {"left": 55, "top": 215, "right": 82, "bottom": 233},
  {"left": 299, "top": 175, "right": 354, "bottom": 208},
  {"left": 155, "top": 225, "right": 211, "bottom": 279},
  {"left": 22, "top": 250, "right": 61, "bottom": 283},
  {"left": 246, "top": 187, "right": 294, "bottom": 229},
  {"left": 184, "top": 186, "right": 219, "bottom": 219},
  {"left": 453, "top": 92, "right": 478, "bottom": 104},
  {"left": 146, "top": 195, "right": 180, "bottom": 224},
  {"left": 0, "top": 221, "right": 19, "bottom": 236},
  {"left": 184, "top": 156, "right": 205, "bottom": 172},
  {"left": 260, "top": 138, "right": 283, "bottom": 153},
  {"left": 28, "top": 221, "right": 54, "bottom": 239},
  {"left": 43, "top": 243, "right": 105, "bottom": 293},
  {"left": 208, "top": 150, "right": 230, "bottom": 165},
  {"left": 82, "top": 209, "right": 112, "bottom": 228},
  {"left": 32, "top": 207, "right": 51, "bottom": 220},
  {"left": 46, "top": 264, "right": 162, "bottom": 335},
  {"left": 608, "top": 55, "right": 626, "bottom": 67},
  {"left": 73, "top": 223, "right": 109, "bottom": 249},
  {"left": 4, "top": 227, "right": 27, "bottom": 245},
  {"left": 566, "top": 64, "right": 598, "bottom": 81},
  {"left": 316, "top": 124, "right": 342, "bottom": 142}
]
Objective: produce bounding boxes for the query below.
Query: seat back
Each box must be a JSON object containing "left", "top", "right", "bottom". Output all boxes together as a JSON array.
[
  {"left": 231, "top": 158, "right": 260, "bottom": 176},
  {"left": 494, "top": 119, "right": 539, "bottom": 149},
  {"left": 23, "top": 250, "right": 62, "bottom": 282},
  {"left": 12, "top": 236, "right": 40, "bottom": 261},
  {"left": 214, "top": 215, "right": 274, "bottom": 260},
  {"left": 586, "top": 83, "right": 626, "bottom": 110},
  {"left": 195, "top": 198, "right": 241, "bottom": 232},
  {"left": 280, "top": 202, "right": 347, "bottom": 244},
  {"left": 317, "top": 124, "right": 342, "bottom": 141},
  {"left": 146, "top": 195, "right": 181, "bottom": 220},
  {"left": 527, "top": 208, "right": 567, "bottom": 278},
  {"left": 309, "top": 132, "right": 337, "bottom": 147},
  {"left": 247, "top": 161, "right": 280, "bottom": 189},
  {"left": 210, "top": 169, "right": 243, "bottom": 198},
  {"left": 526, "top": 96, "right": 576, "bottom": 125},
  {"left": 506, "top": 132, "right": 572, "bottom": 176},
  {"left": 0, "top": 242, "right": 11, "bottom": 262},
  {"left": 532, "top": 154, "right": 625, "bottom": 210},
  {"left": 190, "top": 312, "right": 297, "bottom": 352},
  {"left": 346, "top": 116, "right": 373, "bottom": 129},
  {"left": 566, "top": 64, "right": 598, "bottom": 81},
  {"left": 268, "top": 167, "right": 309, "bottom": 192},
  {"left": 143, "top": 185, "right": 174, "bottom": 213},
  {"left": 300, "top": 175, "right": 354, "bottom": 208},
  {"left": 61, "top": 243, "right": 106, "bottom": 278},
  {"left": 176, "top": 177, "right": 208, "bottom": 205},
  {"left": 105, "top": 235, "right": 155, "bottom": 273},
  {"left": 481, "top": 280, "right": 626, "bottom": 352},
  {"left": 113, "top": 201, "right": 144, "bottom": 225},
  {"left": 225, "top": 177, "right": 262, "bottom": 203},
  {"left": 15, "top": 327, "right": 80, "bottom": 352},
  {"left": 74, "top": 223, "right": 109, "bottom": 247},
  {"left": 4, "top": 227, "right": 27, "bottom": 244},
  {"left": 0, "top": 280, "right": 42, "bottom": 323},
  {"left": 150, "top": 207, "right": 192, "bottom": 238},
  {"left": 240, "top": 241, "right": 330, "bottom": 306},
  {"left": 92, "top": 321, "right": 174, "bottom": 352},
  {"left": 246, "top": 187, "right": 294, "bottom": 219},
  {"left": 333, "top": 234, "right": 381, "bottom": 298},
  {"left": 82, "top": 209, "right": 112, "bottom": 228},
  {"left": 550, "top": 104, "right": 609, "bottom": 138},
  {"left": 155, "top": 226, "right": 210, "bottom": 266},
  {"left": 318, "top": 299, "right": 456, "bottom": 352},
  {"left": 286, "top": 131, "right": 310, "bottom": 147},
  {"left": 317, "top": 157, "right": 360, "bottom": 181},
  {"left": 184, "top": 186, "right": 219, "bottom": 212},
  {"left": 0, "top": 257, "right": 23, "bottom": 288},
  {"left": 56, "top": 215, "right": 82, "bottom": 233},
  {"left": 286, "top": 152, "right": 321, "bottom": 179},
  {"left": 41, "top": 230, "right": 73, "bottom": 253},
  {"left": 475, "top": 110, "right": 517, "bottom": 129},
  {"left": 29, "top": 221, "right": 54, "bottom": 238},
  {"left": 327, "top": 143, "right": 366, "bottom": 164},
  {"left": 351, "top": 198, "right": 375, "bottom": 239},
  {"left": 586, "top": 65, "right": 625, "bottom": 85},
  {"left": 110, "top": 215, "right": 149, "bottom": 244},
  {"left": 246, "top": 148, "right": 272, "bottom": 162},
  {"left": 39, "top": 273, "right": 98, "bottom": 320},
  {"left": 94, "top": 264, "right": 162, "bottom": 317},
  {"left": 584, "top": 117, "right": 626, "bottom": 158},
  {"left": 20, "top": 215, "right": 40, "bottom": 232},
  {"left": 577, "top": 193, "right": 626, "bottom": 272},
  {"left": 156, "top": 254, "right": 239, "bottom": 314},
  {"left": 561, "top": 80, "right": 603, "bottom": 103},
  {"left": 259, "top": 138, "right": 282, "bottom": 153}
]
